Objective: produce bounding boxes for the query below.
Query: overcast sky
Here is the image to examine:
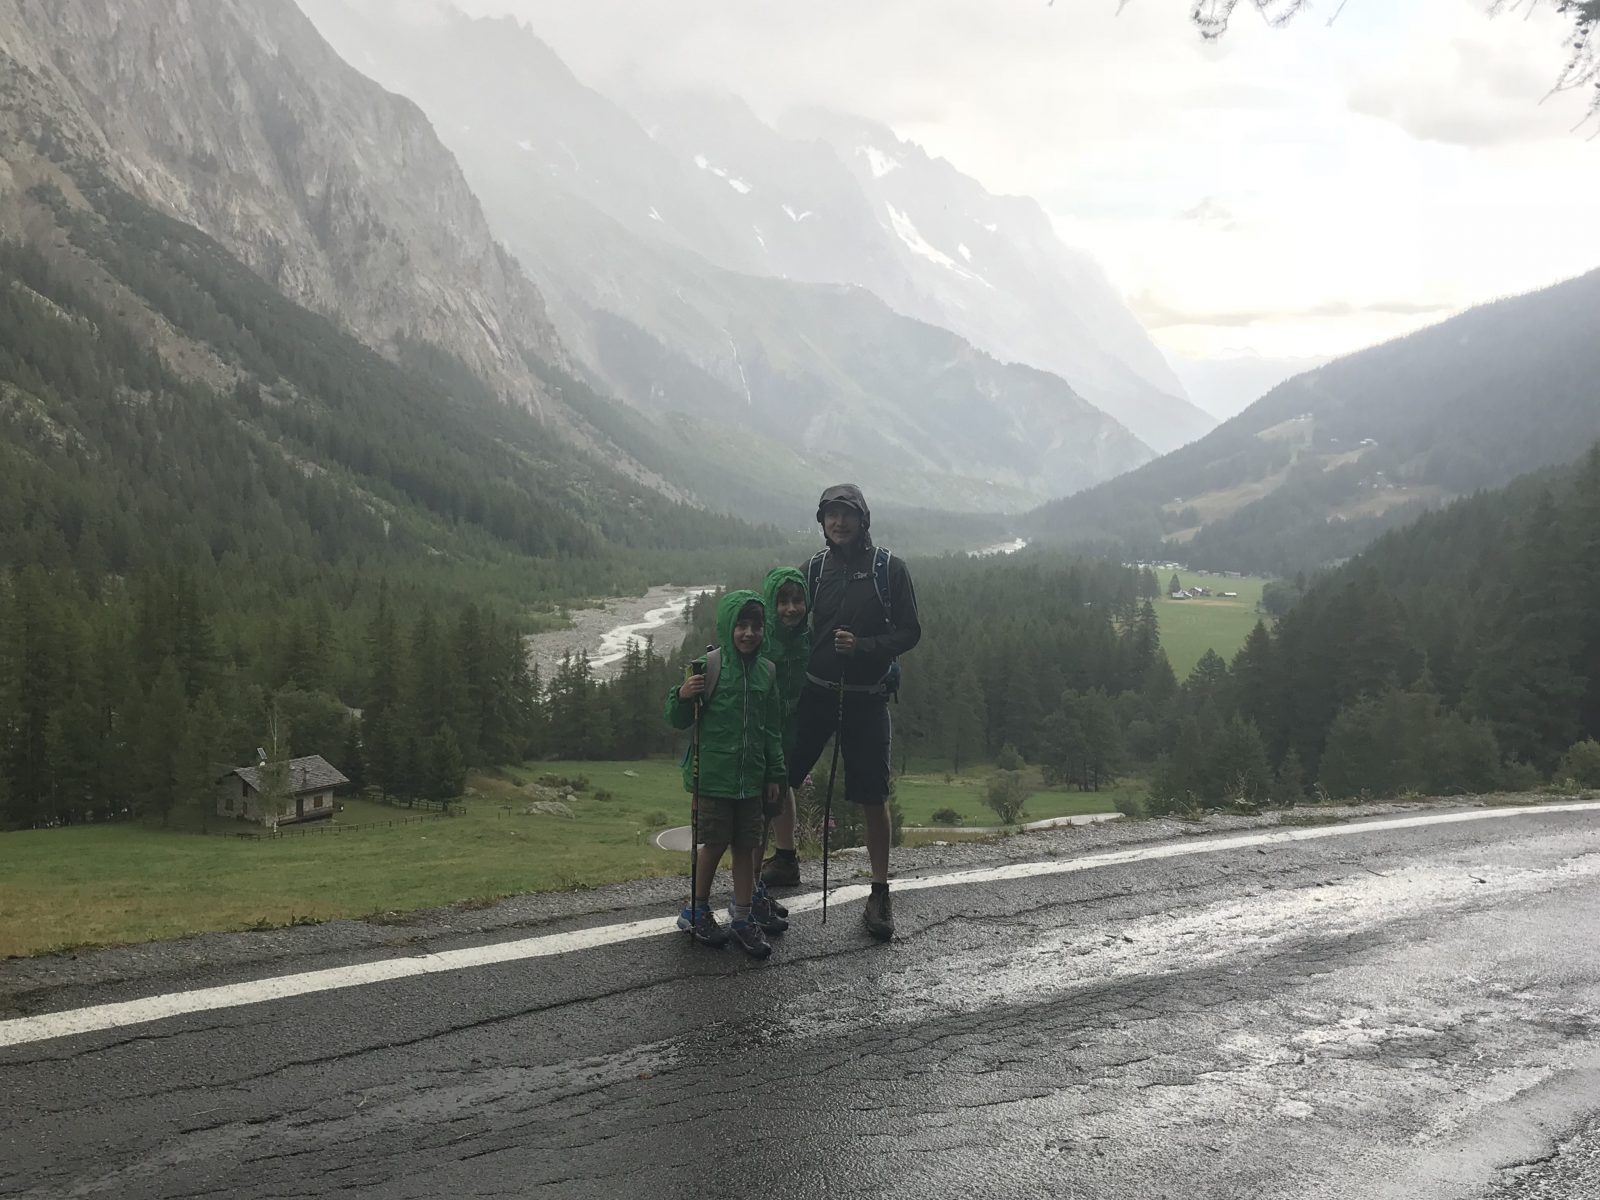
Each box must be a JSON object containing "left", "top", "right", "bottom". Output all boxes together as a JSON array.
[{"left": 440, "top": 0, "right": 1600, "bottom": 363}]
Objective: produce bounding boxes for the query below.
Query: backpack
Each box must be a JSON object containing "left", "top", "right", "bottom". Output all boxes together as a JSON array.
[{"left": 805, "top": 546, "right": 903, "bottom": 700}]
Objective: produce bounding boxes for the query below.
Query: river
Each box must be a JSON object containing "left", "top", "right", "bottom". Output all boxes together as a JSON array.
[
  {"left": 969, "top": 537, "right": 1028, "bottom": 556},
  {"left": 524, "top": 583, "right": 717, "bottom": 680}
]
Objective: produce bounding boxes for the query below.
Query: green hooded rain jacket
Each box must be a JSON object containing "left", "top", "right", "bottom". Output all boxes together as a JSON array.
[
  {"left": 760, "top": 566, "right": 811, "bottom": 740},
  {"left": 664, "top": 589, "right": 786, "bottom": 799}
]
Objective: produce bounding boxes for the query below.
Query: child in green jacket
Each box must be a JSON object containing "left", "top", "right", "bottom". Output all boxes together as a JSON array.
[
  {"left": 666, "top": 590, "right": 787, "bottom": 957},
  {"left": 753, "top": 567, "right": 811, "bottom": 921}
]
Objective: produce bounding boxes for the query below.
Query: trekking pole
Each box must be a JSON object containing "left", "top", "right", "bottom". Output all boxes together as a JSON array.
[
  {"left": 688, "top": 661, "right": 706, "bottom": 935},
  {"left": 821, "top": 669, "right": 846, "bottom": 924}
]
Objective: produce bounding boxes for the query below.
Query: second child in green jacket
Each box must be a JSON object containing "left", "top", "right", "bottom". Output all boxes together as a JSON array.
[
  {"left": 755, "top": 567, "right": 811, "bottom": 901},
  {"left": 666, "top": 589, "right": 786, "bottom": 957}
]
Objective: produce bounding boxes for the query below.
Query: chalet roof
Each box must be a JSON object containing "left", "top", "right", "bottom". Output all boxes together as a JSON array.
[{"left": 232, "top": 755, "right": 349, "bottom": 796}]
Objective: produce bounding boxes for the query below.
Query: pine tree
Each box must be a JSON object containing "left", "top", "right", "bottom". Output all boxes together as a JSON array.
[
  {"left": 43, "top": 688, "right": 98, "bottom": 825},
  {"left": 1209, "top": 716, "right": 1271, "bottom": 804},
  {"left": 1274, "top": 747, "right": 1307, "bottom": 806},
  {"left": 1467, "top": 492, "right": 1584, "bottom": 769},
  {"left": 364, "top": 582, "right": 403, "bottom": 799},
  {"left": 178, "top": 693, "right": 224, "bottom": 832},
  {"left": 340, "top": 717, "right": 365, "bottom": 795},
  {"left": 944, "top": 665, "right": 986, "bottom": 773},
  {"left": 133, "top": 658, "right": 187, "bottom": 825},
  {"left": 452, "top": 604, "right": 489, "bottom": 763},
  {"left": 1230, "top": 622, "right": 1276, "bottom": 739},
  {"left": 424, "top": 723, "right": 466, "bottom": 807}
]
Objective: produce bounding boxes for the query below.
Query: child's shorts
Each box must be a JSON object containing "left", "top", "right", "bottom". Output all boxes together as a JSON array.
[{"left": 695, "top": 793, "right": 764, "bottom": 851}]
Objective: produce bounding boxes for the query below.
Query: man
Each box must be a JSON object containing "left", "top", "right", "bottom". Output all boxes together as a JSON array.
[{"left": 776, "top": 483, "right": 920, "bottom": 940}]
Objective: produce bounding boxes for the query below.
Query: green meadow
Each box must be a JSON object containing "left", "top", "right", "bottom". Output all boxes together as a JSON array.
[
  {"left": 0, "top": 757, "right": 1126, "bottom": 958},
  {"left": 1153, "top": 573, "right": 1271, "bottom": 678}
]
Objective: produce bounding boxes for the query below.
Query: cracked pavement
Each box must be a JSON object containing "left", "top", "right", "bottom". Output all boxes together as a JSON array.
[{"left": 3, "top": 806, "right": 1600, "bottom": 1198}]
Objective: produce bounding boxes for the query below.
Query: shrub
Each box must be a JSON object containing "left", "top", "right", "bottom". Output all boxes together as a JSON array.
[
  {"left": 986, "top": 771, "right": 1031, "bottom": 824},
  {"left": 1114, "top": 793, "right": 1144, "bottom": 819},
  {"left": 996, "top": 743, "right": 1025, "bottom": 772},
  {"left": 592, "top": 788, "right": 614, "bottom": 802},
  {"left": 645, "top": 809, "right": 670, "bottom": 827},
  {"left": 536, "top": 773, "right": 590, "bottom": 793},
  {"left": 1557, "top": 739, "right": 1600, "bottom": 788},
  {"left": 1500, "top": 759, "right": 1542, "bottom": 793},
  {"left": 931, "top": 807, "right": 963, "bottom": 826}
]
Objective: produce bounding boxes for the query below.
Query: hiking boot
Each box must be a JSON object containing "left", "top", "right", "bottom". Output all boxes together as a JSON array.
[
  {"left": 729, "top": 920, "right": 773, "bottom": 959},
  {"left": 751, "top": 890, "right": 790, "bottom": 935},
  {"left": 755, "top": 881, "right": 789, "bottom": 919},
  {"left": 677, "top": 904, "right": 728, "bottom": 947},
  {"left": 863, "top": 887, "right": 894, "bottom": 942},
  {"left": 760, "top": 853, "right": 801, "bottom": 889}
]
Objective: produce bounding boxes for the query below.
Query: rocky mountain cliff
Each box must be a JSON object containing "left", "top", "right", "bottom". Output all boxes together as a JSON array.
[{"left": 0, "top": 0, "right": 565, "bottom": 416}]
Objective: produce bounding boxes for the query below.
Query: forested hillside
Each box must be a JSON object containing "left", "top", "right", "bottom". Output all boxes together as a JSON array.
[
  {"left": 1149, "top": 445, "right": 1600, "bottom": 808},
  {"left": 1026, "top": 269, "right": 1600, "bottom": 575},
  {"left": 0, "top": 169, "right": 783, "bottom": 829}
]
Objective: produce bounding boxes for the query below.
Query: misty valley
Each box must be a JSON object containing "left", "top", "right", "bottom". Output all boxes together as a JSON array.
[{"left": 3, "top": 2, "right": 1600, "bottom": 1198}]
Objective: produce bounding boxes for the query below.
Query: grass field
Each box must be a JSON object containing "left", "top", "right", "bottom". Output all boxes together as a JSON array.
[
  {"left": 1154, "top": 572, "right": 1271, "bottom": 679},
  {"left": 0, "top": 757, "right": 1129, "bottom": 957}
]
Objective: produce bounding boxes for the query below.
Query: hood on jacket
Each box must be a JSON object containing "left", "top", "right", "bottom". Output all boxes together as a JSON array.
[
  {"left": 815, "top": 483, "right": 871, "bottom": 530},
  {"left": 816, "top": 483, "right": 874, "bottom": 556},
  {"left": 715, "top": 588, "right": 766, "bottom": 661},
  {"left": 761, "top": 566, "right": 810, "bottom": 656}
]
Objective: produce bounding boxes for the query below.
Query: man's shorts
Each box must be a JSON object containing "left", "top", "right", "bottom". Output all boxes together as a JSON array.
[
  {"left": 695, "top": 793, "right": 764, "bottom": 850},
  {"left": 786, "top": 684, "right": 892, "bottom": 807}
]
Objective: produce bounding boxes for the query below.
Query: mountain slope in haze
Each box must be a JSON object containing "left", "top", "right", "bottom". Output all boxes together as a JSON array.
[
  {"left": 766, "top": 106, "right": 1214, "bottom": 454},
  {"left": 1170, "top": 351, "right": 1334, "bottom": 422},
  {"left": 0, "top": 163, "right": 773, "bottom": 591},
  {"left": 1026, "top": 268, "right": 1600, "bottom": 575},
  {"left": 0, "top": 0, "right": 577, "bottom": 426},
  {"left": 300, "top": 0, "right": 1154, "bottom": 513}
]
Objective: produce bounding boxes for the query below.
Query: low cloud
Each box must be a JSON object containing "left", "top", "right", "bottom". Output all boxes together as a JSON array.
[
  {"left": 1179, "top": 197, "right": 1243, "bottom": 232},
  {"left": 1134, "top": 293, "right": 1457, "bottom": 331}
]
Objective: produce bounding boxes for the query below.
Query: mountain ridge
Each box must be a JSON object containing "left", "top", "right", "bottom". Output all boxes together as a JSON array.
[{"left": 1025, "top": 266, "right": 1600, "bottom": 574}]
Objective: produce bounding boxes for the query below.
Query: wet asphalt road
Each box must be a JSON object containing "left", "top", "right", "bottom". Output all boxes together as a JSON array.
[{"left": 4, "top": 808, "right": 1600, "bottom": 1199}]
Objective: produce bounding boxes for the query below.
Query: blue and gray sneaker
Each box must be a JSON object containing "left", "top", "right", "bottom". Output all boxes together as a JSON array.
[
  {"left": 729, "top": 919, "right": 773, "bottom": 959},
  {"left": 755, "top": 881, "right": 789, "bottom": 919},
  {"left": 677, "top": 903, "right": 728, "bottom": 946},
  {"left": 751, "top": 887, "right": 790, "bottom": 935}
]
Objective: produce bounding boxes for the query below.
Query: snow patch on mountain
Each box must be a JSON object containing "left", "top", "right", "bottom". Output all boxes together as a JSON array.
[
  {"left": 859, "top": 145, "right": 900, "bottom": 178},
  {"left": 885, "top": 203, "right": 989, "bottom": 288},
  {"left": 727, "top": 177, "right": 752, "bottom": 194},
  {"left": 958, "top": 242, "right": 972, "bottom": 262},
  {"left": 782, "top": 204, "right": 814, "bottom": 223},
  {"left": 885, "top": 203, "right": 960, "bottom": 270}
]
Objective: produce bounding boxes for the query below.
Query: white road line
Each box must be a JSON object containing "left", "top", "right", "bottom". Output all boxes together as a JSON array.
[{"left": 4, "top": 802, "right": 1598, "bottom": 1050}]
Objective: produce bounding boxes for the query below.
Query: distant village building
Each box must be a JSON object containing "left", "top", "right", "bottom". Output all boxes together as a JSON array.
[{"left": 218, "top": 755, "right": 349, "bottom": 826}]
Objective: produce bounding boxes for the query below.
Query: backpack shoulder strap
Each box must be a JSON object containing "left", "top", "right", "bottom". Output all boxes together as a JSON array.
[
  {"left": 806, "top": 548, "right": 828, "bottom": 603},
  {"left": 757, "top": 658, "right": 776, "bottom": 687},
  {"left": 872, "top": 547, "right": 894, "bottom": 628}
]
